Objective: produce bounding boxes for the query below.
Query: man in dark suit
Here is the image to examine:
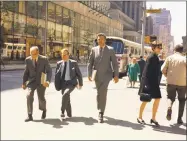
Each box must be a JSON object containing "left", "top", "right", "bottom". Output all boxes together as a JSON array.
[
  {"left": 137, "top": 56, "right": 145, "bottom": 82},
  {"left": 55, "top": 48, "right": 83, "bottom": 120},
  {"left": 22, "top": 46, "right": 52, "bottom": 122},
  {"left": 88, "top": 33, "right": 119, "bottom": 123}
]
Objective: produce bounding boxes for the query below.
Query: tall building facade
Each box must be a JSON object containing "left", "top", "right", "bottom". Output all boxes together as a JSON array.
[
  {"left": 150, "top": 8, "right": 172, "bottom": 56},
  {"left": 0, "top": 1, "right": 123, "bottom": 60},
  {"left": 109, "top": 1, "right": 144, "bottom": 43},
  {"left": 145, "top": 16, "right": 153, "bottom": 36}
]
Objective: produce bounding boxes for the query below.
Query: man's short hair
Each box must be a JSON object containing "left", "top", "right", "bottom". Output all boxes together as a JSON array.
[
  {"left": 140, "top": 56, "right": 143, "bottom": 59},
  {"left": 97, "top": 33, "right": 106, "bottom": 40},
  {"left": 61, "top": 48, "right": 69, "bottom": 55},
  {"left": 174, "top": 44, "right": 183, "bottom": 53},
  {"left": 30, "top": 46, "right": 39, "bottom": 53}
]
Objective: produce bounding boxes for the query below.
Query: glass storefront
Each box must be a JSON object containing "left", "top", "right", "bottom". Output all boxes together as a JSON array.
[{"left": 1, "top": 1, "right": 123, "bottom": 61}]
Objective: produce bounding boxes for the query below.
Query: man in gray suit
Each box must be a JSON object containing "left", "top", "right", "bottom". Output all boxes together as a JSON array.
[
  {"left": 22, "top": 46, "right": 52, "bottom": 122},
  {"left": 88, "top": 33, "right": 119, "bottom": 123},
  {"left": 55, "top": 48, "right": 83, "bottom": 120}
]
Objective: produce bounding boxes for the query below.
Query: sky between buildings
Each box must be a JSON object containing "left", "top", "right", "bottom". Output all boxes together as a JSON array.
[{"left": 146, "top": 1, "right": 186, "bottom": 46}]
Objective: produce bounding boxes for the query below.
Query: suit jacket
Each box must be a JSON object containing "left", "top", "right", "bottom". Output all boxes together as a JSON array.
[
  {"left": 137, "top": 59, "right": 146, "bottom": 75},
  {"left": 55, "top": 59, "right": 83, "bottom": 89},
  {"left": 87, "top": 45, "right": 119, "bottom": 82},
  {"left": 23, "top": 55, "right": 52, "bottom": 89}
]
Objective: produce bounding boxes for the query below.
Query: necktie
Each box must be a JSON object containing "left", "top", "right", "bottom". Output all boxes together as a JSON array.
[
  {"left": 35, "top": 60, "right": 37, "bottom": 68},
  {"left": 62, "top": 62, "right": 67, "bottom": 80}
]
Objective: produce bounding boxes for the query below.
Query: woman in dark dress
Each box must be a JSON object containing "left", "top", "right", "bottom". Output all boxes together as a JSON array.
[{"left": 137, "top": 43, "right": 162, "bottom": 126}]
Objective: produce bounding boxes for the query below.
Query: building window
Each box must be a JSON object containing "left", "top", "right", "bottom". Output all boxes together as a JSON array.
[
  {"left": 38, "top": 2, "right": 46, "bottom": 19},
  {"left": 2, "top": 1, "right": 19, "bottom": 13},
  {"left": 56, "top": 5, "right": 62, "bottom": 24},
  {"left": 70, "top": 11, "right": 75, "bottom": 27},
  {"left": 62, "top": 7, "right": 70, "bottom": 26},
  {"left": 26, "top": 1, "right": 37, "bottom": 18},
  {"left": 62, "top": 25, "right": 69, "bottom": 42},
  {"left": 48, "top": 2, "right": 55, "bottom": 22},
  {"left": 56, "top": 23, "right": 62, "bottom": 41}
]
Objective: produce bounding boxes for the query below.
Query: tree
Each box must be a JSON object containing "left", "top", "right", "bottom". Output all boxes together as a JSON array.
[{"left": 82, "top": 29, "right": 95, "bottom": 58}]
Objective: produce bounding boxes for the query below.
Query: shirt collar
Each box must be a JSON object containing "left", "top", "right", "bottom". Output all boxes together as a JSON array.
[{"left": 32, "top": 56, "right": 38, "bottom": 61}]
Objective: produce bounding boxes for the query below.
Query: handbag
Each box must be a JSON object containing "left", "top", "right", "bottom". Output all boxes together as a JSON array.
[{"left": 139, "top": 93, "right": 152, "bottom": 102}]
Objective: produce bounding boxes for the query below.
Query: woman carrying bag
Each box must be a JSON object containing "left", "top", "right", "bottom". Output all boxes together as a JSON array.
[{"left": 137, "top": 42, "right": 162, "bottom": 126}]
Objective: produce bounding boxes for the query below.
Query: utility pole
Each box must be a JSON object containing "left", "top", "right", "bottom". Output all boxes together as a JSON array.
[
  {"left": 141, "top": 1, "right": 146, "bottom": 57},
  {"left": 44, "top": 2, "right": 47, "bottom": 56}
]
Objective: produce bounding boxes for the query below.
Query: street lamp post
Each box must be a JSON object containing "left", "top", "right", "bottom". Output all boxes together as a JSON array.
[
  {"left": 141, "top": 1, "right": 146, "bottom": 57},
  {"left": 44, "top": 2, "right": 47, "bottom": 56}
]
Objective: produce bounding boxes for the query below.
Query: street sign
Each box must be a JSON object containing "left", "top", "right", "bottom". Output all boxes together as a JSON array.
[{"left": 146, "top": 9, "right": 161, "bottom": 13}]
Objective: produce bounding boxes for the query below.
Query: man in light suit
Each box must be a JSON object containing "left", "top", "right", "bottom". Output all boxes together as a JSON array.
[
  {"left": 88, "top": 33, "right": 119, "bottom": 123},
  {"left": 22, "top": 46, "right": 52, "bottom": 122},
  {"left": 55, "top": 48, "right": 83, "bottom": 120}
]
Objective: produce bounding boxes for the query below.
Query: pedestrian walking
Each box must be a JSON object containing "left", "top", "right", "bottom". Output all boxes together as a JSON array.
[
  {"left": 0, "top": 56, "right": 5, "bottom": 68},
  {"left": 137, "top": 42, "right": 162, "bottom": 126},
  {"left": 54, "top": 48, "right": 83, "bottom": 120},
  {"left": 127, "top": 58, "right": 140, "bottom": 88},
  {"left": 158, "top": 54, "right": 164, "bottom": 84},
  {"left": 161, "top": 45, "right": 186, "bottom": 124},
  {"left": 22, "top": 46, "right": 52, "bottom": 122},
  {"left": 87, "top": 33, "right": 119, "bottom": 123},
  {"left": 137, "top": 56, "right": 145, "bottom": 82}
]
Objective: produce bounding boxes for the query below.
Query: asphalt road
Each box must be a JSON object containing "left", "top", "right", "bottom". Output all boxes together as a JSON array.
[{"left": 1, "top": 66, "right": 88, "bottom": 92}]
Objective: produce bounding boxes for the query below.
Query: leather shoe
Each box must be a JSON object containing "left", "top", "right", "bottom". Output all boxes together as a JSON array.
[
  {"left": 25, "top": 115, "right": 33, "bottom": 122},
  {"left": 177, "top": 118, "right": 183, "bottom": 124},
  {"left": 41, "top": 111, "right": 46, "bottom": 119}
]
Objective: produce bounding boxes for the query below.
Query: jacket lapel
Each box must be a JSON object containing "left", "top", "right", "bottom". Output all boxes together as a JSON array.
[{"left": 69, "top": 60, "right": 73, "bottom": 79}]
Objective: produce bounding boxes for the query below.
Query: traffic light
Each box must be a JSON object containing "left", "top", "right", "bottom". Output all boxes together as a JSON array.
[
  {"left": 144, "top": 36, "right": 150, "bottom": 44},
  {"left": 150, "top": 36, "right": 157, "bottom": 42}
]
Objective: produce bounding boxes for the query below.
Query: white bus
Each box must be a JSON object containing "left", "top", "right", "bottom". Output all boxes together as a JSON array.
[
  {"left": 94, "top": 36, "right": 152, "bottom": 77},
  {"left": 2, "top": 43, "right": 26, "bottom": 59}
]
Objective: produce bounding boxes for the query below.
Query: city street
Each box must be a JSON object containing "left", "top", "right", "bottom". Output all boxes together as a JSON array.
[{"left": 1, "top": 68, "right": 186, "bottom": 140}]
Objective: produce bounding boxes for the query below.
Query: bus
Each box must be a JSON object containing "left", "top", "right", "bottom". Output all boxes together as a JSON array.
[
  {"left": 2, "top": 43, "right": 26, "bottom": 59},
  {"left": 94, "top": 36, "right": 152, "bottom": 78}
]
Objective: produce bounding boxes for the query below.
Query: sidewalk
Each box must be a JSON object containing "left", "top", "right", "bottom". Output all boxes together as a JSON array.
[
  {"left": 0, "top": 62, "right": 87, "bottom": 71},
  {"left": 1, "top": 78, "right": 185, "bottom": 140}
]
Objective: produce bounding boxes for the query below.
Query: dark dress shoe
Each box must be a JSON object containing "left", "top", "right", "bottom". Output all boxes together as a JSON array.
[
  {"left": 41, "top": 111, "right": 46, "bottom": 119},
  {"left": 177, "top": 118, "right": 183, "bottom": 124},
  {"left": 25, "top": 115, "right": 33, "bottom": 122},
  {"left": 98, "top": 112, "right": 104, "bottom": 123},
  {"left": 150, "top": 119, "right": 160, "bottom": 126},
  {"left": 61, "top": 113, "right": 65, "bottom": 120}
]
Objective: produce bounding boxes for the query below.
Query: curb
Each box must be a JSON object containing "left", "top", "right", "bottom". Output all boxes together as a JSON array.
[{"left": 1, "top": 64, "right": 87, "bottom": 71}]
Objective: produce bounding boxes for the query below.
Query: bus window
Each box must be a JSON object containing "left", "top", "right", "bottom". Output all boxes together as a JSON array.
[
  {"left": 131, "top": 47, "right": 134, "bottom": 54},
  {"left": 8, "top": 46, "right": 12, "bottom": 50},
  {"left": 135, "top": 48, "right": 137, "bottom": 55},
  {"left": 94, "top": 38, "right": 125, "bottom": 54},
  {"left": 13, "top": 46, "right": 17, "bottom": 50}
]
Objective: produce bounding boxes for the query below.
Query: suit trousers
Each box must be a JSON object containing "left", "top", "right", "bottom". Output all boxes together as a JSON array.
[
  {"left": 27, "top": 85, "right": 46, "bottom": 114},
  {"left": 166, "top": 84, "right": 186, "bottom": 119},
  {"left": 95, "top": 80, "right": 110, "bottom": 113},
  {"left": 61, "top": 82, "right": 75, "bottom": 116}
]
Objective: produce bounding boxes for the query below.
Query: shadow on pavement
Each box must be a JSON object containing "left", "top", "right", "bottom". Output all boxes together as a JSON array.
[
  {"left": 104, "top": 116, "right": 145, "bottom": 130},
  {"left": 65, "top": 116, "right": 98, "bottom": 125},
  {"left": 146, "top": 123, "right": 187, "bottom": 135},
  {"left": 33, "top": 118, "right": 69, "bottom": 128}
]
